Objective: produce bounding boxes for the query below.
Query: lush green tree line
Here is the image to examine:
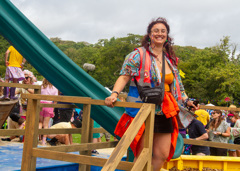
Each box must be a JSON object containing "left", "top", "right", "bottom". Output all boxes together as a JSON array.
[{"left": 0, "top": 34, "right": 239, "bottom": 106}]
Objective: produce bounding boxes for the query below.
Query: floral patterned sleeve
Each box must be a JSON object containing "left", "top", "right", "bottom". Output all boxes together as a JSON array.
[{"left": 120, "top": 50, "right": 140, "bottom": 76}]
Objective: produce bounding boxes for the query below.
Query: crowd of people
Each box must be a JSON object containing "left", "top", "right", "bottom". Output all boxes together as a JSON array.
[{"left": 181, "top": 103, "right": 240, "bottom": 157}]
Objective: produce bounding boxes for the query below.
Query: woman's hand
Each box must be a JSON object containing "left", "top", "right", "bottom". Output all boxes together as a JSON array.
[
  {"left": 213, "top": 132, "right": 221, "bottom": 135},
  {"left": 187, "top": 100, "right": 198, "bottom": 110},
  {"left": 104, "top": 75, "right": 131, "bottom": 107},
  {"left": 105, "top": 94, "right": 118, "bottom": 107}
]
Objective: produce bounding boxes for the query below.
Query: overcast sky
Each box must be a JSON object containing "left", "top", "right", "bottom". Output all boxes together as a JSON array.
[{"left": 10, "top": 0, "right": 240, "bottom": 49}]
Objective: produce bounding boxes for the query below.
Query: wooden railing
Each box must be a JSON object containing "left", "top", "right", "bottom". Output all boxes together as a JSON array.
[
  {"left": 20, "top": 94, "right": 155, "bottom": 171},
  {"left": 200, "top": 105, "right": 240, "bottom": 112}
]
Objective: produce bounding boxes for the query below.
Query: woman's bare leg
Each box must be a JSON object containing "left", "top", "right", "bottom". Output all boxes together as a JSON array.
[{"left": 152, "top": 133, "right": 171, "bottom": 171}]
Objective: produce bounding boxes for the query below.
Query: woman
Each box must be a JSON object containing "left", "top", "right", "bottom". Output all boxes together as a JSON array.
[
  {"left": 231, "top": 113, "right": 240, "bottom": 156},
  {"left": 207, "top": 110, "right": 230, "bottom": 156},
  {"left": 39, "top": 78, "right": 58, "bottom": 145},
  {"left": 15, "top": 70, "right": 35, "bottom": 119},
  {"left": 105, "top": 17, "right": 195, "bottom": 170}
]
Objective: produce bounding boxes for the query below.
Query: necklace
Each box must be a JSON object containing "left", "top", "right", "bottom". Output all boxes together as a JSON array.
[{"left": 155, "top": 57, "right": 162, "bottom": 64}]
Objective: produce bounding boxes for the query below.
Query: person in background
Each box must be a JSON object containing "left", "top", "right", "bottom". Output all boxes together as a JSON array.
[
  {"left": 226, "top": 106, "right": 237, "bottom": 157},
  {"left": 47, "top": 119, "right": 82, "bottom": 146},
  {"left": 207, "top": 110, "right": 230, "bottom": 156},
  {"left": 105, "top": 17, "right": 196, "bottom": 170},
  {"left": 39, "top": 78, "right": 58, "bottom": 145},
  {"left": 230, "top": 112, "right": 240, "bottom": 156},
  {"left": 186, "top": 118, "right": 209, "bottom": 156},
  {"left": 2, "top": 46, "right": 26, "bottom": 100},
  {"left": 15, "top": 70, "right": 35, "bottom": 120},
  {"left": 195, "top": 103, "right": 210, "bottom": 127},
  {"left": 74, "top": 108, "right": 83, "bottom": 121},
  {"left": 1, "top": 113, "right": 25, "bottom": 142},
  {"left": 92, "top": 120, "right": 101, "bottom": 154},
  {"left": 58, "top": 91, "right": 74, "bottom": 122}
]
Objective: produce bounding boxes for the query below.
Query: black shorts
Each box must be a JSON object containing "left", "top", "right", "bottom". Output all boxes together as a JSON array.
[
  {"left": 210, "top": 147, "right": 227, "bottom": 156},
  {"left": 59, "top": 109, "right": 73, "bottom": 122},
  {"left": 154, "top": 114, "right": 173, "bottom": 133}
]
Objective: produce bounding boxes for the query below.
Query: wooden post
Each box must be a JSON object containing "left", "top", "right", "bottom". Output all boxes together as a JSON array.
[
  {"left": 21, "top": 98, "right": 40, "bottom": 171},
  {"left": 131, "top": 104, "right": 155, "bottom": 171},
  {"left": 102, "top": 104, "right": 152, "bottom": 171},
  {"left": 21, "top": 87, "right": 41, "bottom": 170},
  {"left": 142, "top": 104, "right": 155, "bottom": 171},
  {"left": 79, "top": 104, "right": 92, "bottom": 171}
]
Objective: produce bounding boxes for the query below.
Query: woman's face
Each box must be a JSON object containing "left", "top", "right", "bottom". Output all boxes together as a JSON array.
[
  {"left": 212, "top": 111, "right": 221, "bottom": 119},
  {"left": 231, "top": 117, "right": 237, "bottom": 123},
  {"left": 23, "top": 75, "right": 31, "bottom": 84},
  {"left": 149, "top": 23, "right": 168, "bottom": 46}
]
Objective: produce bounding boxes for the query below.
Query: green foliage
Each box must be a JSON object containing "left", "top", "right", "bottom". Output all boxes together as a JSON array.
[
  {"left": 177, "top": 36, "right": 240, "bottom": 106},
  {"left": 1, "top": 34, "right": 240, "bottom": 106}
]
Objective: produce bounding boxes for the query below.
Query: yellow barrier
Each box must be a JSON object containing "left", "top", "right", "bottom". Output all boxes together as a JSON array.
[{"left": 163, "top": 155, "right": 240, "bottom": 171}]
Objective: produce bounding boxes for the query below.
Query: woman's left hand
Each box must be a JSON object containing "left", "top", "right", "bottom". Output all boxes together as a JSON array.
[{"left": 186, "top": 100, "right": 199, "bottom": 111}]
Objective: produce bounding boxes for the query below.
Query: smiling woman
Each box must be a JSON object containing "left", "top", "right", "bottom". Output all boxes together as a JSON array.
[{"left": 104, "top": 17, "right": 197, "bottom": 171}]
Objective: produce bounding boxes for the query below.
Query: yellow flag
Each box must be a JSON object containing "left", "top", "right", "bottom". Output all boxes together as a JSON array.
[{"left": 179, "top": 69, "right": 185, "bottom": 78}]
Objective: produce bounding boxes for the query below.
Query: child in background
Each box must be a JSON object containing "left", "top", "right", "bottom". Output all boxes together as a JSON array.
[
  {"left": 47, "top": 119, "right": 82, "bottom": 146},
  {"left": 2, "top": 46, "right": 26, "bottom": 100},
  {"left": 39, "top": 78, "right": 58, "bottom": 145}
]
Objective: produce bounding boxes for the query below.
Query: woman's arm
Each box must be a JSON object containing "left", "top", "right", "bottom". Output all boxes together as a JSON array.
[
  {"left": 216, "top": 127, "right": 231, "bottom": 137},
  {"left": 25, "top": 88, "right": 34, "bottom": 94},
  {"left": 105, "top": 75, "right": 131, "bottom": 107},
  {"left": 195, "top": 132, "right": 208, "bottom": 141}
]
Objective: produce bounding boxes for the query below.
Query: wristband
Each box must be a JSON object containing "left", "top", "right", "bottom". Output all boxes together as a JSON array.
[
  {"left": 184, "top": 98, "right": 190, "bottom": 107},
  {"left": 111, "top": 91, "right": 119, "bottom": 97},
  {"left": 221, "top": 132, "right": 223, "bottom": 136}
]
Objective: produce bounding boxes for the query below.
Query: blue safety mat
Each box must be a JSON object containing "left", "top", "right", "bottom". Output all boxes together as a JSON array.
[{"left": 0, "top": 143, "right": 126, "bottom": 171}]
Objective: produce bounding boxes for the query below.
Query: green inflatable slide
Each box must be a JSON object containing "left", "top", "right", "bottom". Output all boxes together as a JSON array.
[{"left": 0, "top": 0, "right": 183, "bottom": 159}]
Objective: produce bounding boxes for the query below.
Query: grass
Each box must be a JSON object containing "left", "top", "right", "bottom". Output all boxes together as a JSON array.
[{"left": 72, "top": 134, "right": 115, "bottom": 143}]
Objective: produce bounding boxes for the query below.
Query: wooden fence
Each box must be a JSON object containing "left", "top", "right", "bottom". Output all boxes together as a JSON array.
[{"left": 19, "top": 94, "right": 155, "bottom": 171}]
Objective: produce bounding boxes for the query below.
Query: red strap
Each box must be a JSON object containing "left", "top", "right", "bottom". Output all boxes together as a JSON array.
[{"left": 134, "top": 48, "right": 151, "bottom": 83}]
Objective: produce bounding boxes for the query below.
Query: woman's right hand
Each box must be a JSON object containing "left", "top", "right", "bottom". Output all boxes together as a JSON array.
[{"left": 105, "top": 95, "right": 118, "bottom": 107}]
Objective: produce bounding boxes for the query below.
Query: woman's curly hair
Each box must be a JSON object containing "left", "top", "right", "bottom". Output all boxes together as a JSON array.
[{"left": 141, "top": 17, "right": 177, "bottom": 66}]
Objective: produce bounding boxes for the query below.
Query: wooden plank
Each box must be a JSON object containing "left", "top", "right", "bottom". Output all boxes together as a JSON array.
[
  {"left": 39, "top": 103, "right": 77, "bottom": 108},
  {"left": 21, "top": 94, "right": 142, "bottom": 108},
  {"left": 142, "top": 104, "right": 155, "bottom": 171},
  {"left": 200, "top": 105, "right": 240, "bottom": 112},
  {"left": 0, "top": 101, "right": 18, "bottom": 128},
  {"left": 0, "top": 127, "right": 108, "bottom": 136},
  {"left": 102, "top": 104, "right": 152, "bottom": 171},
  {"left": 32, "top": 148, "right": 134, "bottom": 170},
  {"left": 79, "top": 104, "right": 92, "bottom": 171},
  {"left": 39, "top": 141, "right": 118, "bottom": 152},
  {"left": 0, "top": 129, "right": 25, "bottom": 136},
  {"left": 0, "top": 82, "right": 41, "bottom": 89},
  {"left": 131, "top": 148, "right": 149, "bottom": 171},
  {"left": 21, "top": 99, "right": 40, "bottom": 171},
  {"left": 41, "top": 127, "right": 107, "bottom": 134},
  {"left": 184, "top": 139, "right": 240, "bottom": 150}
]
